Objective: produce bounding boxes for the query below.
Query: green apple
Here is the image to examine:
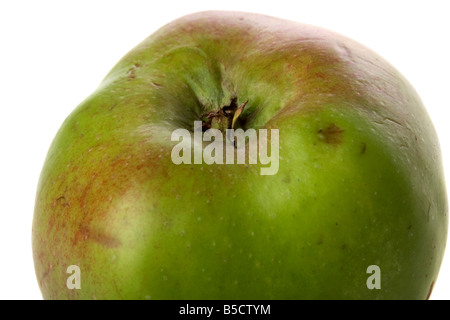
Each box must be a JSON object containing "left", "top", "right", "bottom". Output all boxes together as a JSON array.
[{"left": 32, "top": 10, "right": 448, "bottom": 299}]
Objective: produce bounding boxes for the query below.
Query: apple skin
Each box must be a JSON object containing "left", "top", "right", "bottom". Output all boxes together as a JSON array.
[{"left": 32, "top": 11, "right": 447, "bottom": 299}]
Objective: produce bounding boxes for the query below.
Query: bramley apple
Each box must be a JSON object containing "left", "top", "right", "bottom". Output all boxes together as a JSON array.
[{"left": 32, "top": 11, "right": 447, "bottom": 299}]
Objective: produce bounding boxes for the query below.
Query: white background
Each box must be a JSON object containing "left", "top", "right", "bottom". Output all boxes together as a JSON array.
[{"left": 0, "top": 0, "right": 449, "bottom": 300}]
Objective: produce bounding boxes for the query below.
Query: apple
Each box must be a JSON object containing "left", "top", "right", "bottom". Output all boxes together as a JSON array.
[{"left": 32, "top": 11, "right": 448, "bottom": 299}]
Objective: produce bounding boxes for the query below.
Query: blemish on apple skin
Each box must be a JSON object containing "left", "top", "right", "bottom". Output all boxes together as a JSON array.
[
  {"left": 75, "top": 225, "right": 122, "bottom": 248},
  {"left": 150, "top": 81, "right": 163, "bottom": 88},
  {"left": 360, "top": 142, "right": 367, "bottom": 154},
  {"left": 316, "top": 235, "right": 324, "bottom": 245},
  {"left": 126, "top": 63, "right": 141, "bottom": 79},
  {"left": 55, "top": 195, "right": 70, "bottom": 207},
  {"left": 318, "top": 124, "right": 344, "bottom": 145}
]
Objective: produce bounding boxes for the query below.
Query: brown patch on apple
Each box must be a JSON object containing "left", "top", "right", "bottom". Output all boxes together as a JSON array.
[
  {"left": 360, "top": 142, "right": 367, "bottom": 154},
  {"left": 126, "top": 63, "right": 141, "bottom": 79},
  {"left": 150, "top": 81, "right": 163, "bottom": 88},
  {"left": 318, "top": 123, "right": 344, "bottom": 145},
  {"left": 55, "top": 195, "right": 70, "bottom": 207},
  {"left": 76, "top": 225, "right": 122, "bottom": 248}
]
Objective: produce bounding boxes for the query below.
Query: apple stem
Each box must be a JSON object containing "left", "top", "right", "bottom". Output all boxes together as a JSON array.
[{"left": 201, "top": 98, "right": 248, "bottom": 133}]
